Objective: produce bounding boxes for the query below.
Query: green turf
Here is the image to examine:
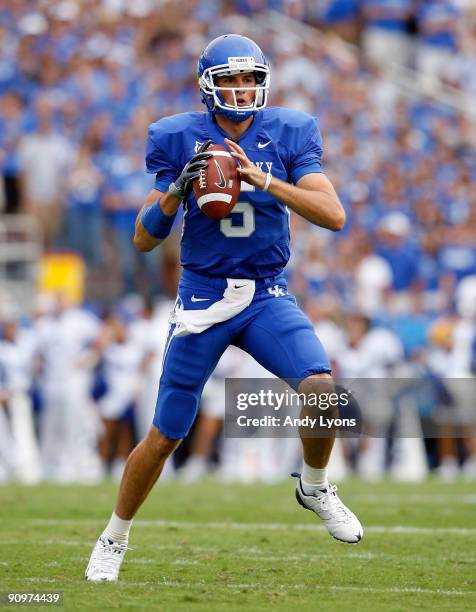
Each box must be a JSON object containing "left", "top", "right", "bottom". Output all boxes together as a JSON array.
[{"left": 1, "top": 478, "right": 475, "bottom": 611}]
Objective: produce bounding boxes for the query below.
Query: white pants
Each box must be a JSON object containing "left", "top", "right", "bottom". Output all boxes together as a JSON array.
[
  {"left": 0, "top": 405, "right": 16, "bottom": 479},
  {"left": 0, "top": 392, "right": 42, "bottom": 482},
  {"left": 40, "top": 373, "right": 102, "bottom": 482}
]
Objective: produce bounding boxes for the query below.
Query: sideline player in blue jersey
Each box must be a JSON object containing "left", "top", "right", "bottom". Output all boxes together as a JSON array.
[{"left": 86, "top": 34, "right": 363, "bottom": 582}]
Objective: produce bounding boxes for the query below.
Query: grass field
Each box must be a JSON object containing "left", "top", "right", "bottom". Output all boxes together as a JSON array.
[{"left": 1, "top": 478, "right": 475, "bottom": 611}]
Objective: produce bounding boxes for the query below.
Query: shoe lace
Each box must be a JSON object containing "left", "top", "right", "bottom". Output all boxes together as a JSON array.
[
  {"left": 320, "top": 484, "right": 352, "bottom": 521},
  {"left": 95, "top": 539, "right": 130, "bottom": 573}
]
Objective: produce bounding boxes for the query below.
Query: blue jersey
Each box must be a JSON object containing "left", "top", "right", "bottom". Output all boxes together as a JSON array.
[{"left": 145, "top": 108, "right": 323, "bottom": 279}]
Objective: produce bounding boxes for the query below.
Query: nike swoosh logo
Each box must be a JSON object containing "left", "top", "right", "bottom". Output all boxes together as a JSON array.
[
  {"left": 234, "top": 284, "right": 246, "bottom": 289},
  {"left": 257, "top": 140, "right": 272, "bottom": 149},
  {"left": 214, "top": 159, "right": 226, "bottom": 189},
  {"left": 191, "top": 295, "right": 210, "bottom": 302}
]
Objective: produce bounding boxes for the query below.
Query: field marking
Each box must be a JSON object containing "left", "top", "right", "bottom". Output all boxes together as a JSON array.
[
  {"left": 20, "top": 576, "right": 476, "bottom": 597},
  {"left": 83, "top": 551, "right": 476, "bottom": 563},
  {"left": 28, "top": 518, "right": 476, "bottom": 535},
  {"left": 352, "top": 494, "right": 476, "bottom": 505},
  {"left": 7, "top": 542, "right": 476, "bottom": 566}
]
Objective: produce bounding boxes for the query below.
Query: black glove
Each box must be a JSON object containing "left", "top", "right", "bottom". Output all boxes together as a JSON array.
[{"left": 168, "top": 139, "right": 212, "bottom": 199}]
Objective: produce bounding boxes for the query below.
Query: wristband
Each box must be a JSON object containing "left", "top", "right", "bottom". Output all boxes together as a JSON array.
[
  {"left": 140, "top": 199, "right": 176, "bottom": 239},
  {"left": 262, "top": 172, "right": 272, "bottom": 192}
]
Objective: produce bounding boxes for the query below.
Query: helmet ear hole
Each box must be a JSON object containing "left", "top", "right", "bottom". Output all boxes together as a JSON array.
[{"left": 254, "top": 71, "right": 266, "bottom": 85}]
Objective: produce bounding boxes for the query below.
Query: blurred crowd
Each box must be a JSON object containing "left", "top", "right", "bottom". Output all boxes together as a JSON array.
[
  {"left": 310, "top": 0, "right": 476, "bottom": 96},
  {"left": 1, "top": 0, "right": 476, "bottom": 483},
  {"left": 1, "top": 0, "right": 476, "bottom": 298},
  {"left": 0, "top": 291, "right": 475, "bottom": 484}
]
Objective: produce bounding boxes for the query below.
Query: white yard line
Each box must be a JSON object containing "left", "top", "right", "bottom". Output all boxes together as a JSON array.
[
  {"left": 28, "top": 518, "right": 476, "bottom": 535},
  {"left": 38, "top": 549, "right": 476, "bottom": 564},
  {"left": 352, "top": 494, "right": 476, "bottom": 505},
  {"left": 6, "top": 541, "right": 476, "bottom": 568},
  {"left": 116, "top": 551, "right": 476, "bottom": 563},
  {"left": 20, "top": 577, "right": 476, "bottom": 597}
]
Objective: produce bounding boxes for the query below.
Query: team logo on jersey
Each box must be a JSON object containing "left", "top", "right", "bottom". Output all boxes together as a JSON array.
[
  {"left": 268, "top": 285, "right": 286, "bottom": 297},
  {"left": 239, "top": 160, "right": 273, "bottom": 193},
  {"left": 214, "top": 159, "right": 227, "bottom": 189},
  {"left": 255, "top": 161, "right": 273, "bottom": 173}
]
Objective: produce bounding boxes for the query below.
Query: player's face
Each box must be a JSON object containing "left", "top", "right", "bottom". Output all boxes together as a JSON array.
[{"left": 214, "top": 72, "right": 257, "bottom": 108}]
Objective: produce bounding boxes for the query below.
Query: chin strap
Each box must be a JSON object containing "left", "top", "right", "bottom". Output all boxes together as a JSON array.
[{"left": 213, "top": 108, "right": 255, "bottom": 122}]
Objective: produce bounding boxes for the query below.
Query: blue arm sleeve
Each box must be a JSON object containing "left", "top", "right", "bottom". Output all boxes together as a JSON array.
[
  {"left": 145, "top": 123, "right": 180, "bottom": 192},
  {"left": 289, "top": 116, "right": 324, "bottom": 184},
  {"left": 140, "top": 199, "right": 177, "bottom": 240}
]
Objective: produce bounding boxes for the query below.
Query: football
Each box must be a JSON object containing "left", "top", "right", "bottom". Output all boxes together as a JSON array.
[{"left": 193, "top": 144, "right": 240, "bottom": 219}]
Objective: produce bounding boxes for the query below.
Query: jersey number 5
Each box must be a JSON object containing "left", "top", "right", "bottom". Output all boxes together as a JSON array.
[{"left": 220, "top": 201, "right": 255, "bottom": 238}]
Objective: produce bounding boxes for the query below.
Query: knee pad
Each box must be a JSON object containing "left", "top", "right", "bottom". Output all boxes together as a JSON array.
[{"left": 153, "top": 386, "right": 201, "bottom": 440}]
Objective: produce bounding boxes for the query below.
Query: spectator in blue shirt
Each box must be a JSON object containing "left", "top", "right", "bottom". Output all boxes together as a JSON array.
[
  {"left": 63, "top": 142, "right": 104, "bottom": 268},
  {"left": 376, "top": 212, "right": 419, "bottom": 292},
  {"left": 361, "top": 0, "right": 415, "bottom": 67},
  {"left": 0, "top": 92, "right": 31, "bottom": 213},
  {"left": 311, "top": 0, "right": 360, "bottom": 43},
  {"left": 103, "top": 135, "right": 156, "bottom": 294},
  {"left": 416, "top": 0, "right": 461, "bottom": 88}
]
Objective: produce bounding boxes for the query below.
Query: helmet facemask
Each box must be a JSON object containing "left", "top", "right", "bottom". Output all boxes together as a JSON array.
[{"left": 198, "top": 60, "right": 270, "bottom": 121}]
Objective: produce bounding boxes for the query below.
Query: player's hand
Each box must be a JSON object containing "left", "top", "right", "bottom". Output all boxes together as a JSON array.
[
  {"left": 168, "top": 139, "right": 213, "bottom": 200},
  {"left": 225, "top": 138, "right": 268, "bottom": 190}
]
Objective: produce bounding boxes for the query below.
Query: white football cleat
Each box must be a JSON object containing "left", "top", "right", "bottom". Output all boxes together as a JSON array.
[
  {"left": 293, "top": 473, "right": 363, "bottom": 543},
  {"left": 85, "top": 536, "right": 129, "bottom": 582}
]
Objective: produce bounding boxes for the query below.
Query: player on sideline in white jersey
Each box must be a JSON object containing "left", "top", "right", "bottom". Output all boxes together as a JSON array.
[{"left": 86, "top": 34, "right": 363, "bottom": 582}]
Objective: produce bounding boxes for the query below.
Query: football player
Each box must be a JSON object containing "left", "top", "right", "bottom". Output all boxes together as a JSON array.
[{"left": 86, "top": 34, "right": 363, "bottom": 582}]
